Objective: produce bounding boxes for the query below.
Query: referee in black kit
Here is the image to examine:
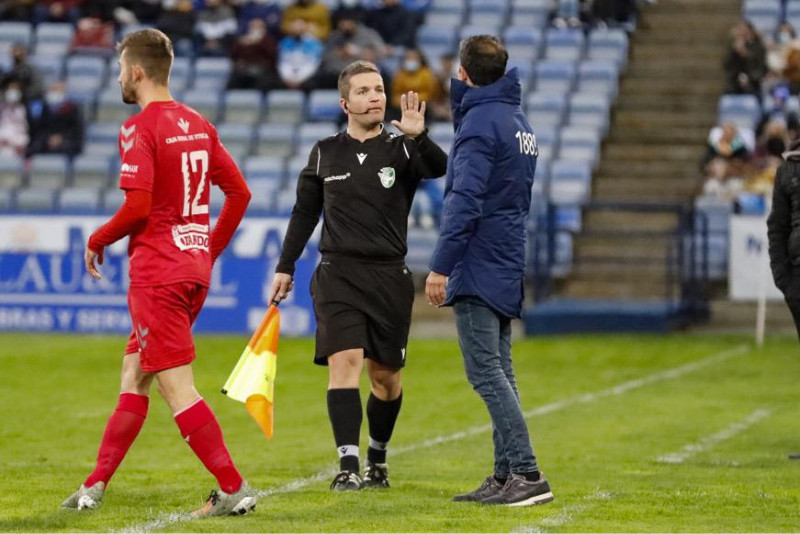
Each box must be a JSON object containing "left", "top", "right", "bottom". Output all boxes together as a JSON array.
[{"left": 268, "top": 60, "right": 447, "bottom": 491}]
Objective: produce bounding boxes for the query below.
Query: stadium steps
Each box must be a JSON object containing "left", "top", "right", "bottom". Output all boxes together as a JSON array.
[
  {"left": 561, "top": 0, "right": 737, "bottom": 303},
  {"left": 693, "top": 299, "right": 797, "bottom": 333}
]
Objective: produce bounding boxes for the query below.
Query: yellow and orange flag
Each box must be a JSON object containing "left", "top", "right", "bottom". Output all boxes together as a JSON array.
[{"left": 222, "top": 304, "right": 279, "bottom": 440}]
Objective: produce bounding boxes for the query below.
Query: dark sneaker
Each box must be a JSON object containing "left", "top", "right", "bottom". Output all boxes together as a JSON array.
[
  {"left": 789, "top": 453, "right": 800, "bottom": 460},
  {"left": 330, "top": 470, "right": 363, "bottom": 491},
  {"left": 363, "top": 460, "right": 390, "bottom": 488},
  {"left": 480, "top": 473, "right": 554, "bottom": 507},
  {"left": 452, "top": 475, "right": 504, "bottom": 502},
  {"left": 191, "top": 481, "right": 258, "bottom": 517}
]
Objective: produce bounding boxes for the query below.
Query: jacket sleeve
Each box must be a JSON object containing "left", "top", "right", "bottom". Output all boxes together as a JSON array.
[
  {"left": 276, "top": 142, "right": 323, "bottom": 275},
  {"left": 768, "top": 163, "right": 793, "bottom": 292},
  {"left": 407, "top": 130, "right": 448, "bottom": 181},
  {"left": 429, "top": 132, "right": 494, "bottom": 275}
]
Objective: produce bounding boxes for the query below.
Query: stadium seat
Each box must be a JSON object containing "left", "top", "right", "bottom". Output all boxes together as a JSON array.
[
  {"left": 0, "top": 155, "right": 24, "bottom": 188},
  {"left": 424, "top": 11, "right": 464, "bottom": 27},
  {"left": 0, "top": 187, "right": 13, "bottom": 211},
  {"left": 510, "top": 0, "right": 551, "bottom": 27},
  {"left": 15, "top": 187, "right": 57, "bottom": 212},
  {"left": 255, "top": 123, "right": 297, "bottom": 158},
  {"left": 66, "top": 55, "right": 107, "bottom": 81},
  {"left": 568, "top": 93, "right": 611, "bottom": 136},
  {"left": 83, "top": 141, "right": 119, "bottom": 159},
  {"left": 556, "top": 0, "right": 580, "bottom": 18},
  {"left": 503, "top": 26, "right": 543, "bottom": 61},
  {"left": 533, "top": 125, "right": 559, "bottom": 161},
  {"left": 183, "top": 89, "right": 222, "bottom": 123},
  {"left": 526, "top": 91, "right": 568, "bottom": 128},
  {"left": 558, "top": 127, "right": 601, "bottom": 168},
  {"left": 274, "top": 187, "right": 297, "bottom": 214},
  {"left": 549, "top": 159, "right": 592, "bottom": 205},
  {"left": 95, "top": 88, "right": 136, "bottom": 123},
  {"left": 718, "top": 94, "right": 761, "bottom": 131},
  {"left": 169, "top": 56, "right": 193, "bottom": 93},
  {"left": 467, "top": 0, "right": 509, "bottom": 27},
  {"left": 577, "top": 60, "right": 619, "bottom": 99},
  {"left": 533, "top": 60, "right": 576, "bottom": 93},
  {"left": 459, "top": 24, "right": 502, "bottom": 42},
  {"left": 742, "top": 0, "right": 781, "bottom": 35},
  {"left": 265, "top": 90, "right": 306, "bottom": 124},
  {"left": 246, "top": 180, "right": 280, "bottom": 212},
  {"left": 193, "top": 57, "right": 232, "bottom": 91},
  {"left": 58, "top": 187, "right": 102, "bottom": 213},
  {"left": 27, "top": 154, "right": 71, "bottom": 188},
  {"left": 417, "top": 25, "right": 458, "bottom": 50},
  {"left": 429, "top": 122, "right": 455, "bottom": 146},
  {"left": 308, "top": 89, "right": 343, "bottom": 122},
  {"left": 34, "top": 22, "right": 74, "bottom": 51},
  {"left": 29, "top": 55, "right": 64, "bottom": 87},
  {"left": 243, "top": 156, "right": 285, "bottom": 183},
  {"left": 72, "top": 155, "right": 112, "bottom": 188},
  {"left": 587, "top": 29, "right": 629, "bottom": 69},
  {"left": 296, "top": 123, "right": 339, "bottom": 156},
  {"left": 544, "top": 28, "right": 585, "bottom": 62},
  {"left": 217, "top": 123, "right": 255, "bottom": 159},
  {"left": 0, "top": 22, "right": 32, "bottom": 47},
  {"left": 223, "top": 89, "right": 263, "bottom": 124},
  {"left": 101, "top": 188, "right": 124, "bottom": 212}
]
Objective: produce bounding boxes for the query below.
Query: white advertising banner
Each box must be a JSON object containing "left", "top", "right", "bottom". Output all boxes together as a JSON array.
[{"left": 729, "top": 215, "right": 783, "bottom": 301}]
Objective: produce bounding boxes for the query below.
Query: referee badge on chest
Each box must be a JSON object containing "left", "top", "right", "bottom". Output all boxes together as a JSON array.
[{"left": 378, "top": 167, "right": 395, "bottom": 188}]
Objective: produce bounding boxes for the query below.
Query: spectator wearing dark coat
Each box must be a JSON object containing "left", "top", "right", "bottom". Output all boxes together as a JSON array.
[
  {"left": 26, "top": 81, "right": 84, "bottom": 157},
  {"left": 227, "top": 18, "right": 281, "bottom": 92},
  {"left": 366, "top": 0, "right": 416, "bottom": 51},
  {"left": 1, "top": 43, "right": 44, "bottom": 104}
]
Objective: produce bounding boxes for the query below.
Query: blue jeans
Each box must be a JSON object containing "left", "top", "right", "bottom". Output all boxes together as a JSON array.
[{"left": 453, "top": 296, "right": 538, "bottom": 476}]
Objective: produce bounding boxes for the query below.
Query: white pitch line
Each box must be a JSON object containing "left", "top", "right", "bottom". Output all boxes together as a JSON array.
[
  {"left": 512, "top": 491, "right": 614, "bottom": 534},
  {"left": 656, "top": 408, "right": 773, "bottom": 464},
  {"left": 118, "top": 343, "right": 749, "bottom": 533}
]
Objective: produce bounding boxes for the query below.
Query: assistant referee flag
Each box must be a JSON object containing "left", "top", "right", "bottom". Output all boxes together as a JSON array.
[{"left": 222, "top": 304, "right": 279, "bottom": 439}]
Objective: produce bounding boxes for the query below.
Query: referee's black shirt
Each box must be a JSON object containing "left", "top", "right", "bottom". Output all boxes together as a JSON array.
[{"left": 276, "top": 127, "right": 448, "bottom": 275}]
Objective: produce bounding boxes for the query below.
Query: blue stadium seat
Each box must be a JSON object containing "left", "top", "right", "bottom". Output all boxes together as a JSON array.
[
  {"left": 0, "top": 22, "right": 32, "bottom": 47},
  {"left": 247, "top": 180, "right": 280, "bottom": 213},
  {"left": 102, "top": 188, "right": 124, "bottom": 212},
  {"left": 549, "top": 159, "right": 591, "bottom": 205},
  {"left": 544, "top": 28, "right": 585, "bottom": 62},
  {"left": 72, "top": 155, "right": 112, "bottom": 188},
  {"left": 556, "top": 0, "right": 580, "bottom": 18},
  {"left": 255, "top": 123, "right": 297, "bottom": 158},
  {"left": 0, "top": 187, "right": 13, "bottom": 211},
  {"left": 217, "top": 123, "right": 255, "bottom": 159},
  {"left": 274, "top": 187, "right": 297, "bottom": 214},
  {"left": 533, "top": 156, "right": 551, "bottom": 193},
  {"left": 308, "top": 89, "right": 343, "bottom": 122},
  {"left": 66, "top": 55, "right": 107, "bottom": 80},
  {"left": 30, "top": 55, "right": 64, "bottom": 86},
  {"left": 16, "top": 187, "right": 57, "bottom": 212},
  {"left": 58, "top": 187, "right": 102, "bottom": 213},
  {"left": 429, "top": 122, "right": 455, "bottom": 146},
  {"left": 83, "top": 141, "right": 119, "bottom": 159},
  {"left": 34, "top": 22, "right": 74, "bottom": 51},
  {"left": 526, "top": 91, "right": 568, "bottom": 128},
  {"left": 718, "top": 94, "right": 761, "bottom": 131},
  {"left": 558, "top": 127, "right": 601, "bottom": 168},
  {"left": 503, "top": 26, "right": 543, "bottom": 61},
  {"left": 467, "top": 0, "right": 509, "bottom": 27},
  {"left": 183, "top": 89, "right": 222, "bottom": 123},
  {"left": 95, "top": 88, "right": 136, "bottom": 123},
  {"left": 87, "top": 122, "right": 120, "bottom": 145},
  {"left": 568, "top": 93, "right": 611, "bottom": 136},
  {"left": 243, "top": 156, "right": 285, "bottom": 183},
  {"left": 417, "top": 25, "right": 458, "bottom": 49},
  {"left": 28, "top": 154, "right": 71, "bottom": 188},
  {"left": 459, "top": 24, "right": 502, "bottom": 42},
  {"left": 0, "top": 155, "right": 24, "bottom": 188},
  {"left": 587, "top": 29, "right": 628, "bottom": 69},
  {"left": 557, "top": 205, "right": 582, "bottom": 232},
  {"left": 510, "top": 0, "right": 551, "bottom": 27},
  {"left": 169, "top": 56, "right": 193, "bottom": 93},
  {"left": 193, "top": 57, "right": 232, "bottom": 91},
  {"left": 577, "top": 60, "right": 619, "bottom": 99},
  {"left": 533, "top": 125, "right": 559, "bottom": 161},
  {"left": 209, "top": 182, "right": 225, "bottom": 213},
  {"left": 743, "top": 0, "right": 781, "bottom": 35},
  {"left": 297, "top": 123, "right": 339, "bottom": 156},
  {"left": 787, "top": 2, "right": 800, "bottom": 31},
  {"left": 424, "top": 11, "right": 464, "bottom": 27},
  {"left": 286, "top": 156, "right": 309, "bottom": 183},
  {"left": 223, "top": 89, "right": 263, "bottom": 124},
  {"left": 265, "top": 90, "right": 306, "bottom": 124},
  {"left": 534, "top": 60, "right": 576, "bottom": 93}
]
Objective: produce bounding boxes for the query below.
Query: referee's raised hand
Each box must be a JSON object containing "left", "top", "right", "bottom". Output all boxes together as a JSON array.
[{"left": 391, "top": 91, "right": 426, "bottom": 138}]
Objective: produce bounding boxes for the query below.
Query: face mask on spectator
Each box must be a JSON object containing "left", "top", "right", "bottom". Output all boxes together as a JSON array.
[
  {"left": 5, "top": 89, "right": 21, "bottom": 103},
  {"left": 249, "top": 28, "right": 266, "bottom": 40},
  {"left": 404, "top": 59, "right": 420, "bottom": 72},
  {"left": 46, "top": 91, "right": 65, "bottom": 107},
  {"left": 779, "top": 32, "right": 794, "bottom": 44}
]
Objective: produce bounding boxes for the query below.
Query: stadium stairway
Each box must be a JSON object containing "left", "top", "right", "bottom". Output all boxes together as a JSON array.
[{"left": 563, "top": 0, "right": 740, "bottom": 301}]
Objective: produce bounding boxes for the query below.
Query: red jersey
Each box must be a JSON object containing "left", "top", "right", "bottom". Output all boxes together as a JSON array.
[{"left": 118, "top": 100, "right": 240, "bottom": 288}]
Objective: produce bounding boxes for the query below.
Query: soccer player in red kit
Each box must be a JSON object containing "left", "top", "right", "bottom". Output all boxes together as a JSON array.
[{"left": 61, "top": 29, "right": 256, "bottom": 517}]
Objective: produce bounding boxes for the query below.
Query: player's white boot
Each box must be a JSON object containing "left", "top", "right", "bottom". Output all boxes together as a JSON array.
[
  {"left": 61, "top": 481, "right": 106, "bottom": 510},
  {"left": 192, "top": 481, "right": 257, "bottom": 517}
]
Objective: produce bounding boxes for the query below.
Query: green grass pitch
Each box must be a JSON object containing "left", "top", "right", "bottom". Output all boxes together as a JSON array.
[{"left": 1, "top": 332, "right": 799, "bottom": 532}]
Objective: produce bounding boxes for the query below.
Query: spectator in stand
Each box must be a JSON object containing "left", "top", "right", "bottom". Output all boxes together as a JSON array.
[
  {"left": 401, "top": 0, "right": 431, "bottom": 27},
  {"left": 281, "top": 0, "right": 331, "bottom": 41},
  {"left": 764, "top": 22, "right": 799, "bottom": 81},
  {"left": 119, "top": 0, "right": 162, "bottom": 24},
  {"left": 278, "top": 18, "right": 323, "bottom": 91},
  {"left": 0, "top": 81, "right": 29, "bottom": 158},
  {"left": 237, "top": 0, "right": 282, "bottom": 36},
  {"left": 227, "top": 18, "right": 281, "bottom": 92},
  {"left": 1, "top": 44, "right": 44, "bottom": 104},
  {"left": 724, "top": 20, "right": 767, "bottom": 95},
  {"left": 701, "top": 122, "right": 752, "bottom": 197},
  {"left": 430, "top": 51, "right": 456, "bottom": 121},
  {"left": 32, "top": 0, "right": 84, "bottom": 25},
  {"left": 390, "top": 48, "right": 437, "bottom": 121},
  {"left": 366, "top": 0, "right": 416, "bottom": 51},
  {"left": 26, "top": 81, "right": 84, "bottom": 158},
  {"left": 0, "top": 0, "right": 35, "bottom": 21},
  {"left": 331, "top": 0, "right": 368, "bottom": 27},
  {"left": 195, "top": 0, "right": 238, "bottom": 57},
  {"left": 70, "top": 15, "right": 115, "bottom": 56},
  {"left": 317, "top": 12, "right": 385, "bottom": 89},
  {"left": 756, "top": 84, "right": 800, "bottom": 139},
  {"left": 156, "top": 0, "right": 198, "bottom": 57},
  {"left": 745, "top": 118, "right": 787, "bottom": 195}
]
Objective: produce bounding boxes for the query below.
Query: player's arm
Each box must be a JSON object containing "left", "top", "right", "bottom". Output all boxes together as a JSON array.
[
  {"left": 768, "top": 163, "right": 793, "bottom": 292},
  {"left": 209, "top": 139, "right": 252, "bottom": 264},
  {"left": 269, "top": 142, "right": 324, "bottom": 303},
  {"left": 426, "top": 132, "right": 494, "bottom": 305}
]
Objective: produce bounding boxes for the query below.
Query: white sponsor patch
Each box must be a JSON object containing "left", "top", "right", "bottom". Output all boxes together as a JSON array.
[
  {"left": 165, "top": 133, "right": 210, "bottom": 144},
  {"left": 323, "top": 172, "right": 350, "bottom": 183},
  {"left": 171, "top": 223, "right": 209, "bottom": 252},
  {"left": 120, "top": 163, "right": 138, "bottom": 174}
]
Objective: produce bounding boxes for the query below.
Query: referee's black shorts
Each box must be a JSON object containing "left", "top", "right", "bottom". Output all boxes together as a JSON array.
[{"left": 310, "top": 254, "right": 415, "bottom": 368}]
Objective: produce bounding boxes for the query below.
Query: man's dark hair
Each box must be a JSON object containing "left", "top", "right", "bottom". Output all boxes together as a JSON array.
[
  {"left": 338, "top": 60, "right": 381, "bottom": 98},
  {"left": 459, "top": 34, "right": 508, "bottom": 87},
  {"left": 116, "top": 29, "right": 174, "bottom": 86}
]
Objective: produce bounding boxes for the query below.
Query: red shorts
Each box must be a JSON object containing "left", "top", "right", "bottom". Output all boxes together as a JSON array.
[{"left": 125, "top": 282, "right": 209, "bottom": 372}]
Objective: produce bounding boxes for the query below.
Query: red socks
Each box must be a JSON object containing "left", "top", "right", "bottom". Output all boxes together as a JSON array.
[
  {"left": 174, "top": 399, "right": 243, "bottom": 494},
  {"left": 84, "top": 393, "right": 149, "bottom": 488}
]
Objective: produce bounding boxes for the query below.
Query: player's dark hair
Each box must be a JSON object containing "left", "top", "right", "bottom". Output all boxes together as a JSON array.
[
  {"left": 459, "top": 34, "right": 508, "bottom": 87},
  {"left": 116, "top": 29, "right": 174, "bottom": 86},
  {"left": 338, "top": 60, "right": 381, "bottom": 99}
]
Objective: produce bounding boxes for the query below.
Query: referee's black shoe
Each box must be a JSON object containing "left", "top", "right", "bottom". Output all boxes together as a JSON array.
[
  {"left": 330, "top": 471, "right": 363, "bottom": 491},
  {"left": 480, "top": 473, "right": 554, "bottom": 507},
  {"left": 363, "top": 460, "right": 390, "bottom": 488},
  {"left": 789, "top": 452, "right": 800, "bottom": 460}
]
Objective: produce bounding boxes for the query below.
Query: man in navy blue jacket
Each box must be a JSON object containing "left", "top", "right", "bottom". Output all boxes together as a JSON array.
[{"left": 425, "top": 35, "right": 553, "bottom": 507}]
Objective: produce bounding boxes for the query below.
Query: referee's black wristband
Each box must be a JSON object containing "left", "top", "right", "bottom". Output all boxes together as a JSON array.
[{"left": 411, "top": 128, "right": 430, "bottom": 144}]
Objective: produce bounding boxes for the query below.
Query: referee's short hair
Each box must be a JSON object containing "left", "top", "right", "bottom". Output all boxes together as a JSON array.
[
  {"left": 338, "top": 60, "right": 381, "bottom": 99},
  {"left": 117, "top": 28, "right": 174, "bottom": 86},
  {"left": 459, "top": 35, "right": 508, "bottom": 87}
]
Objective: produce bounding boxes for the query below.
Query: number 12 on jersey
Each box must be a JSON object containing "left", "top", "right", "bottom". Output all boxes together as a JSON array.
[{"left": 182, "top": 150, "right": 209, "bottom": 217}]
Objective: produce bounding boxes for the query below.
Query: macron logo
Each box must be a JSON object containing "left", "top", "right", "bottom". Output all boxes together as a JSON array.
[
  {"left": 357, "top": 153, "right": 367, "bottom": 165},
  {"left": 177, "top": 117, "right": 190, "bottom": 134}
]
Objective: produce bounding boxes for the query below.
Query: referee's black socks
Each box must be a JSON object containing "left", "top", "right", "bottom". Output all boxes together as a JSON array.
[
  {"left": 327, "top": 388, "right": 362, "bottom": 473},
  {"left": 367, "top": 391, "right": 403, "bottom": 465}
]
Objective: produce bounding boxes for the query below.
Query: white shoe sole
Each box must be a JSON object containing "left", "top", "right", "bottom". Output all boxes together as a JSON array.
[
  {"left": 507, "top": 491, "right": 555, "bottom": 507},
  {"left": 230, "top": 496, "right": 257, "bottom": 515}
]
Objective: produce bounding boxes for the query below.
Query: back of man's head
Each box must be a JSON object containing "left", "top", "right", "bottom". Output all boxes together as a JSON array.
[
  {"left": 117, "top": 29, "right": 174, "bottom": 86},
  {"left": 459, "top": 35, "right": 508, "bottom": 87}
]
